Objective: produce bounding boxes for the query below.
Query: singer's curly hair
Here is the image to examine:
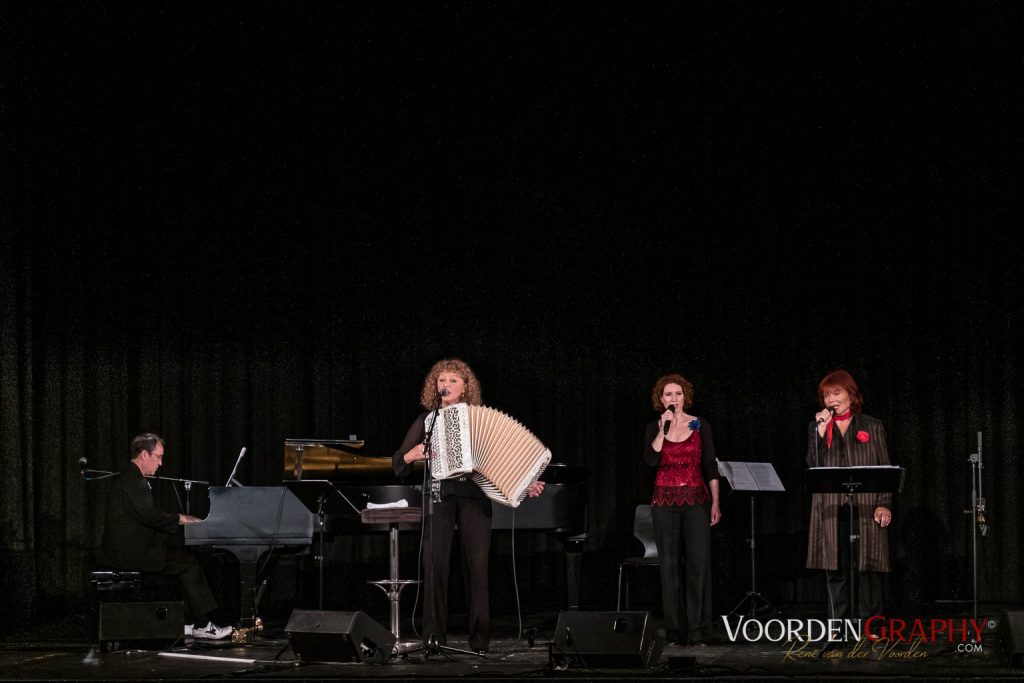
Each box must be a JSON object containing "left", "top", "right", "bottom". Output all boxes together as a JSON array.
[
  {"left": 817, "top": 369, "right": 864, "bottom": 413},
  {"left": 650, "top": 373, "right": 694, "bottom": 411},
  {"left": 419, "top": 358, "right": 483, "bottom": 410}
]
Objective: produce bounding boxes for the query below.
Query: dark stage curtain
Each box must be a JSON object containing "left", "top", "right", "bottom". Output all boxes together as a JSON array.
[
  {"left": 2, "top": 222, "right": 1022, "bottom": 626},
  {"left": 4, "top": 1, "right": 1022, "bottom": 629}
]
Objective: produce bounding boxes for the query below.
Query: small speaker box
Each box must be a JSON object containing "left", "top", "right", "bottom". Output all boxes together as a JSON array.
[
  {"left": 285, "top": 609, "right": 395, "bottom": 663},
  {"left": 98, "top": 601, "right": 184, "bottom": 651},
  {"left": 553, "top": 610, "right": 662, "bottom": 668},
  {"left": 999, "top": 610, "right": 1024, "bottom": 667}
]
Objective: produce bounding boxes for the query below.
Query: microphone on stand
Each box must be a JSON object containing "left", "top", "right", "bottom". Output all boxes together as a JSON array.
[
  {"left": 440, "top": 387, "right": 450, "bottom": 397},
  {"left": 78, "top": 457, "right": 88, "bottom": 475},
  {"left": 663, "top": 405, "right": 676, "bottom": 435}
]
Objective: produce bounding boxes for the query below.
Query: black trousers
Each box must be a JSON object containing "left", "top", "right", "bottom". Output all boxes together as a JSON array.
[
  {"left": 652, "top": 503, "right": 712, "bottom": 643},
  {"left": 421, "top": 494, "right": 492, "bottom": 651},
  {"left": 826, "top": 506, "right": 883, "bottom": 620},
  {"left": 161, "top": 548, "right": 218, "bottom": 624}
]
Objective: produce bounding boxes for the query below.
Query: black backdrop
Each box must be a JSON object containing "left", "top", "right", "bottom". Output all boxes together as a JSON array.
[{"left": 3, "top": 2, "right": 1022, "bottom": 627}]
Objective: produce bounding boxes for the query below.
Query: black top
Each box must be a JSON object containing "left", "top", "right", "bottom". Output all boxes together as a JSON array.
[
  {"left": 99, "top": 462, "right": 180, "bottom": 571},
  {"left": 392, "top": 411, "right": 486, "bottom": 500}
]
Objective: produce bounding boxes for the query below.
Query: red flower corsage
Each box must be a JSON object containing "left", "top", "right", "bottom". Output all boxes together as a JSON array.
[{"left": 856, "top": 431, "right": 870, "bottom": 443}]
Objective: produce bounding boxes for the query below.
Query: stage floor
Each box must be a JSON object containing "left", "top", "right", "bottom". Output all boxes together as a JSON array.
[{"left": 2, "top": 605, "right": 1022, "bottom": 681}]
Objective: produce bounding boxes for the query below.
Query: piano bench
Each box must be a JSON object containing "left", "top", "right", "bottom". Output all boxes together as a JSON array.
[
  {"left": 89, "top": 569, "right": 178, "bottom": 603},
  {"left": 90, "top": 570, "right": 143, "bottom": 597}
]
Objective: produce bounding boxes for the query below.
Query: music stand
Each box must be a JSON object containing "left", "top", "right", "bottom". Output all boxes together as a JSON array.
[
  {"left": 806, "top": 466, "right": 905, "bottom": 618},
  {"left": 284, "top": 480, "right": 361, "bottom": 609},
  {"left": 719, "top": 461, "right": 785, "bottom": 618}
]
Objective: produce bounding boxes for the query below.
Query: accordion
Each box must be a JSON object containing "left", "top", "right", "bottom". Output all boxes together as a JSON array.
[{"left": 425, "top": 403, "right": 552, "bottom": 508}]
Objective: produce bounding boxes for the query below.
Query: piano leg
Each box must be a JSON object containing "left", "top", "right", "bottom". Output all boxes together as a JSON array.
[
  {"left": 566, "top": 539, "right": 583, "bottom": 611},
  {"left": 235, "top": 547, "right": 260, "bottom": 628}
]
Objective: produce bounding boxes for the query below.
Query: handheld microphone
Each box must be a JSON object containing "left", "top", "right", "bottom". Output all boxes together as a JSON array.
[
  {"left": 816, "top": 406, "right": 836, "bottom": 425},
  {"left": 663, "top": 405, "right": 676, "bottom": 435}
]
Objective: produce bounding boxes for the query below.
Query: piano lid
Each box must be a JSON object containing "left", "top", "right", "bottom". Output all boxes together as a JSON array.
[
  {"left": 284, "top": 437, "right": 365, "bottom": 449},
  {"left": 185, "top": 486, "right": 314, "bottom": 546},
  {"left": 283, "top": 441, "right": 423, "bottom": 481}
]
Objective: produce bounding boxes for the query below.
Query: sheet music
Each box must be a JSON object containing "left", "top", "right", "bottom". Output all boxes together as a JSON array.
[{"left": 718, "top": 460, "right": 785, "bottom": 492}]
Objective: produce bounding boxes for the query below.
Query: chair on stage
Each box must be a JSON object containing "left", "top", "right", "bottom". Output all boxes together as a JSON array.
[{"left": 617, "top": 504, "right": 678, "bottom": 611}]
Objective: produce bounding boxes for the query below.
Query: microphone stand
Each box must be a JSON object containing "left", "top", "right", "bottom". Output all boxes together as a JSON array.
[
  {"left": 407, "top": 396, "right": 481, "bottom": 659},
  {"left": 963, "top": 431, "right": 986, "bottom": 635},
  {"left": 81, "top": 466, "right": 208, "bottom": 513}
]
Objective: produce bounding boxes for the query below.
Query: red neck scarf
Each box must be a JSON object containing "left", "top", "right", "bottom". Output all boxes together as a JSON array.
[{"left": 826, "top": 410, "right": 853, "bottom": 448}]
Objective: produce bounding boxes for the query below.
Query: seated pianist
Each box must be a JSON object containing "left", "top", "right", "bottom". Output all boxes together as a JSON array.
[{"left": 99, "top": 432, "right": 232, "bottom": 640}]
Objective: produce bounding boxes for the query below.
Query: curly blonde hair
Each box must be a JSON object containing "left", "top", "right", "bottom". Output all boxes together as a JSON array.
[
  {"left": 650, "top": 373, "right": 694, "bottom": 411},
  {"left": 419, "top": 358, "right": 483, "bottom": 410}
]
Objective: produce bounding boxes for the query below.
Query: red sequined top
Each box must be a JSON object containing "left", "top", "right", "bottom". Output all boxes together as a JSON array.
[{"left": 651, "top": 429, "right": 708, "bottom": 507}]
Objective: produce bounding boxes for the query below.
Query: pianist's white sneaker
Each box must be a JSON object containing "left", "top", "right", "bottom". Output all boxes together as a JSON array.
[
  {"left": 184, "top": 624, "right": 193, "bottom": 636},
  {"left": 191, "top": 622, "right": 233, "bottom": 640}
]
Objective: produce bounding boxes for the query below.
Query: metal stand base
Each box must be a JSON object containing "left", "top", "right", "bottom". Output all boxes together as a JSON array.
[
  {"left": 730, "top": 590, "right": 779, "bottom": 618},
  {"left": 402, "top": 635, "right": 484, "bottom": 659},
  {"left": 728, "top": 494, "right": 782, "bottom": 618}
]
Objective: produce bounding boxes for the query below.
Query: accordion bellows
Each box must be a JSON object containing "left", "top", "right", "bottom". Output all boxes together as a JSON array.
[{"left": 426, "top": 403, "right": 552, "bottom": 508}]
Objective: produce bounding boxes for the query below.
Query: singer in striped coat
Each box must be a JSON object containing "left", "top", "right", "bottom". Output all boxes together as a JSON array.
[{"left": 805, "top": 369, "right": 893, "bottom": 619}]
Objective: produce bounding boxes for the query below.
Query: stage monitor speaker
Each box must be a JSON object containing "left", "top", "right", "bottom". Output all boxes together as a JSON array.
[
  {"left": 999, "top": 610, "right": 1024, "bottom": 667},
  {"left": 285, "top": 609, "right": 395, "bottom": 663},
  {"left": 553, "top": 610, "right": 662, "bottom": 668},
  {"left": 98, "top": 601, "right": 184, "bottom": 652}
]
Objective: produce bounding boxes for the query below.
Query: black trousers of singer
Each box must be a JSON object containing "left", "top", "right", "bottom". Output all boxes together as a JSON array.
[
  {"left": 652, "top": 503, "right": 712, "bottom": 644},
  {"left": 421, "top": 494, "right": 492, "bottom": 651},
  {"left": 826, "top": 505, "right": 883, "bottom": 620}
]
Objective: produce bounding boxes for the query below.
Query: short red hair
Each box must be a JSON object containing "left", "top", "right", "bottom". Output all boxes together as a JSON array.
[{"left": 817, "top": 369, "right": 863, "bottom": 413}]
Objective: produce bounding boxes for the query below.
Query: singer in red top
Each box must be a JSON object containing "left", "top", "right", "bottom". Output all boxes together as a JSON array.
[
  {"left": 643, "top": 373, "right": 721, "bottom": 646},
  {"left": 805, "top": 369, "right": 893, "bottom": 619}
]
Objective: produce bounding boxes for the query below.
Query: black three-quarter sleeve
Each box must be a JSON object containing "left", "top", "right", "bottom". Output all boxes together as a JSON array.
[
  {"left": 392, "top": 413, "right": 427, "bottom": 478},
  {"left": 698, "top": 418, "right": 719, "bottom": 484},
  {"left": 642, "top": 420, "right": 662, "bottom": 466}
]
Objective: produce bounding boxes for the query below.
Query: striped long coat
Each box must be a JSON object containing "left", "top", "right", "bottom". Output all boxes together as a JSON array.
[{"left": 805, "top": 413, "right": 893, "bottom": 572}]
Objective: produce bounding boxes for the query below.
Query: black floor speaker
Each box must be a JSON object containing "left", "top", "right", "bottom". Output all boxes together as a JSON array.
[
  {"left": 999, "top": 610, "right": 1024, "bottom": 667},
  {"left": 285, "top": 609, "right": 395, "bottom": 663},
  {"left": 553, "top": 610, "right": 662, "bottom": 668},
  {"left": 98, "top": 601, "right": 184, "bottom": 652}
]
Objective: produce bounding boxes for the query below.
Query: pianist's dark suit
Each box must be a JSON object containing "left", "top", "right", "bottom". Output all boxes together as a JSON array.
[
  {"left": 100, "top": 461, "right": 218, "bottom": 624},
  {"left": 394, "top": 413, "right": 492, "bottom": 652}
]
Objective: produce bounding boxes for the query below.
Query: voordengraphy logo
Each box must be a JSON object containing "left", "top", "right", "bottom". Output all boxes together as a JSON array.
[
  {"left": 722, "top": 616, "right": 863, "bottom": 643},
  {"left": 721, "top": 615, "right": 991, "bottom": 662}
]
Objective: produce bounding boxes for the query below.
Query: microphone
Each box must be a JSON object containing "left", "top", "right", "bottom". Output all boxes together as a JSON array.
[
  {"left": 78, "top": 457, "right": 88, "bottom": 472},
  {"left": 439, "top": 387, "right": 450, "bottom": 397},
  {"left": 663, "top": 405, "right": 676, "bottom": 435},
  {"left": 816, "top": 406, "right": 836, "bottom": 425}
]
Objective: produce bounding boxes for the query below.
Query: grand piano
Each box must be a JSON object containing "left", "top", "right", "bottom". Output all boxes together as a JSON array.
[
  {"left": 183, "top": 485, "right": 314, "bottom": 627},
  {"left": 283, "top": 439, "right": 590, "bottom": 609},
  {"left": 184, "top": 438, "right": 589, "bottom": 626}
]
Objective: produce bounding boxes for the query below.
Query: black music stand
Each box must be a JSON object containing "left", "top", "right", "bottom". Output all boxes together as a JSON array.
[
  {"left": 806, "top": 466, "right": 905, "bottom": 619},
  {"left": 284, "top": 480, "right": 361, "bottom": 609},
  {"left": 719, "top": 461, "right": 786, "bottom": 618}
]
